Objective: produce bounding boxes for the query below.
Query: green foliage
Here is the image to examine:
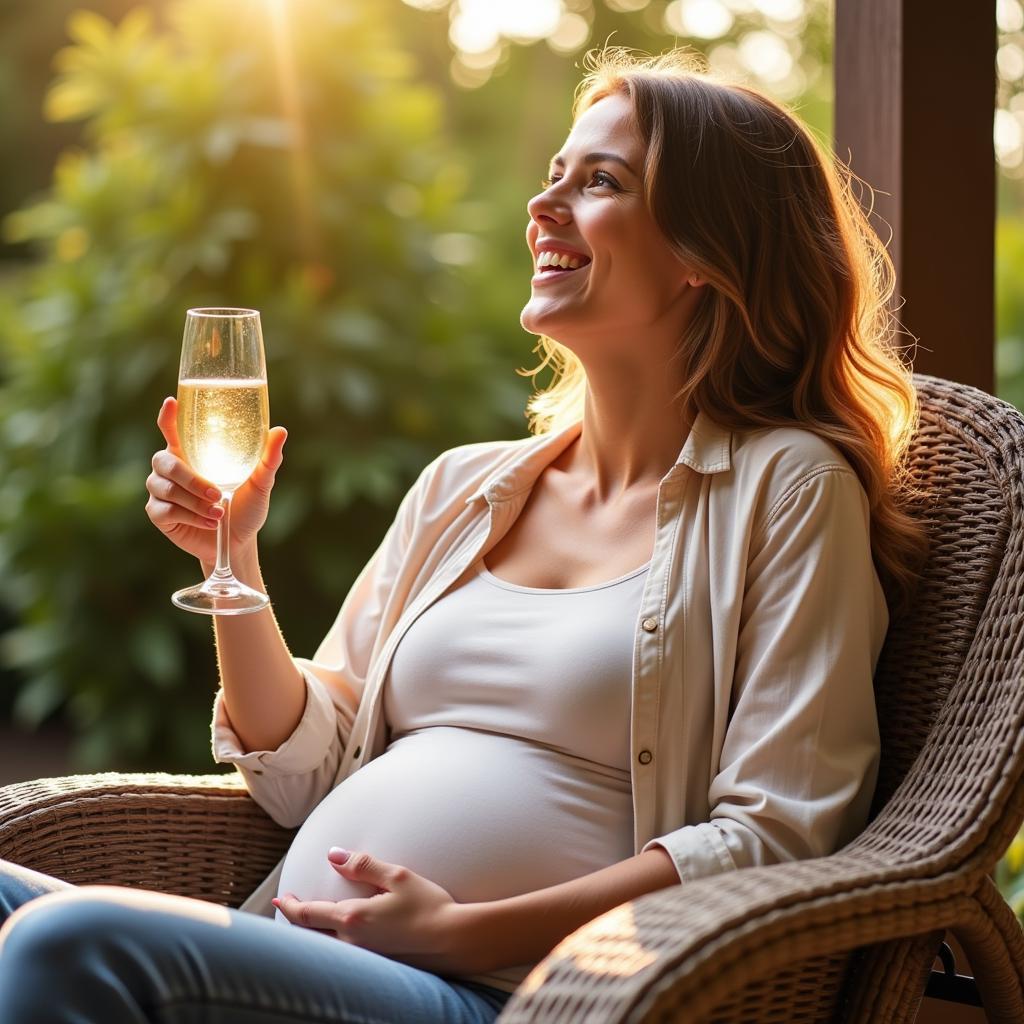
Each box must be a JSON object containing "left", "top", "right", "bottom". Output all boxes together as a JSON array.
[
  {"left": 997, "top": 215, "right": 1024, "bottom": 412},
  {"left": 0, "top": 0, "right": 528, "bottom": 772},
  {"left": 996, "top": 832, "right": 1024, "bottom": 922},
  {"left": 995, "top": 220, "right": 1024, "bottom": 922}
]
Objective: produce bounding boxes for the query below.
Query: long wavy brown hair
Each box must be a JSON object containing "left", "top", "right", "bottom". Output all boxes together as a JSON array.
[{"left": 519, "top": 46, "right": 930, "bottom": 621}]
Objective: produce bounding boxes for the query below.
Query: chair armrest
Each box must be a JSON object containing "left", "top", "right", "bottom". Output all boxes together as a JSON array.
[
  {"left": 497, "top": 851, "right": 968, "bottom": 1024},
  {"left": 0, "top": 772, "right": 296, "bottom": 908}
]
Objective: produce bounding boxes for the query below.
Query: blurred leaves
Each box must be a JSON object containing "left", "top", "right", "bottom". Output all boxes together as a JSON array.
[
  {"left": 996, "top": 211, "right": 1024, "bottom": 922},
  {"left": 997, "top": 215, "right": 1024, "bottom": 413},
  {"left": 997, "top": 832, "right": 1024, "bottom": 921},
  {"left": 0, "top": 0, "right": 526, "bottom": 772}
]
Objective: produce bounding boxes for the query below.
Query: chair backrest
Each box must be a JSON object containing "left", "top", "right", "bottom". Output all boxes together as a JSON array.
[{"left": 857, "top": 372, "right": 1024, "bottom": 879}]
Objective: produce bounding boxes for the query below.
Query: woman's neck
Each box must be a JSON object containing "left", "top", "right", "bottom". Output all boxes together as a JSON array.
[{"left": 561, "top": 374, "right": 696, "bottom": 505}]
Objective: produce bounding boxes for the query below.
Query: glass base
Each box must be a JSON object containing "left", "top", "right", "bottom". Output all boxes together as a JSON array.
[{"left": 172, "top": 574, "right": 270, "bottom": 616}]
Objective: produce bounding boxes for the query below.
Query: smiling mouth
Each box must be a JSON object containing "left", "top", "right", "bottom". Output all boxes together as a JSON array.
[
  {"left": 536, "top": 251, "right": 593, "bottom": 276},
  {"left": 540, "top": 265, "right": 583, "bottom": 275}
]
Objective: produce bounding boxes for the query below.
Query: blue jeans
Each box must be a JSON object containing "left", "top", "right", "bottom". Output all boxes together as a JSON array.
[{"left": 0, "top": 858, "right": 514, "bottom": 1022}]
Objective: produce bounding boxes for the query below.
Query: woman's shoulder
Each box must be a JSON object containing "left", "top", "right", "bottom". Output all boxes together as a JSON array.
[
  {"left": 732, "top": 422, "right": 854, "bottom": 475},
  {"left": 727, "top": 421, "right": 862, "bottom": 521},
  {"left": 415, "top": 433, "right": 541, "bottom": 501}
]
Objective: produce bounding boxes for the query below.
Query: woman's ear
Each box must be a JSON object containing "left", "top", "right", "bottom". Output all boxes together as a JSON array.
[{"left": 687, "top": 274, "right": 706, "bottom": 288}]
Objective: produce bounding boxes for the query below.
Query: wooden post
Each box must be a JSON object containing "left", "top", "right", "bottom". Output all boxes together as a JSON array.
[
  {"left": 835, "top": 7, "right": 1000, "bottom": 1018},
  {"left": 833, "top": 0, "right": 997, "bottom": 395}
]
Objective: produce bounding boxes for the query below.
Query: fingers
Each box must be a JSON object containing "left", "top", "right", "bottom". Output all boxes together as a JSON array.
[
  {"left": 152, "top": 396, "right": 222, "bottom": 508},
  {"left": 146, "top": 472, "right": 225, "bottom": 520},
  {"left": 156, "top": 396, "right": 184, "bottom": 455},
  {"left": 150, "top": 450, "right": 221, "bottom": 503},
  {"left": 272, "top": 893, "right": 342, "bottom": 933},
  {"left": 145, "top": 497, "right": 221, "bottom": 531},
  {"left": 148, "top": 399, "right": 223, "bottom": 526},
  {"left": 248, "top": 426, "right": 287, "bottom": 495}
]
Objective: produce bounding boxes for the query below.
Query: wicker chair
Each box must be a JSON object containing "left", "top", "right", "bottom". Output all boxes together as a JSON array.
[{"left": 2, "top": 372, "right": 1023, "bottom": 1023}]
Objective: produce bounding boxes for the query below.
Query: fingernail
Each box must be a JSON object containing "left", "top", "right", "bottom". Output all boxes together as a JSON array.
[
  {"left": 328, "top": 847, "right": 351, "bottom": 863},
  {"left": 206, "top": 487, "right": 220, "bottom": 499}
]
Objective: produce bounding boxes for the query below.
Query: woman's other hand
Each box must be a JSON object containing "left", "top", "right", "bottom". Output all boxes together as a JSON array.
[
  {"left": 145, "top": 395, "right": 288, "bottom": 564},
  {"left": 272, "top": 848, "right": 488, "bottom": 975}
]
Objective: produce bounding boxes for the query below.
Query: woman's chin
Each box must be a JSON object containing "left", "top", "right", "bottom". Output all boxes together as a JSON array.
[{"left": 520, "top": 304, "right": 578, "bottom": 338}]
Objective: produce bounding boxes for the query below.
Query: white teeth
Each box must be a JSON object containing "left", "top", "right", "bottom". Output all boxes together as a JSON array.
[{"left": 537, "top": 250, "right": 587, "bottom": 270}]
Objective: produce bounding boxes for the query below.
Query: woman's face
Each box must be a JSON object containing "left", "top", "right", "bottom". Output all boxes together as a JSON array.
[{"left": 520, "top": 91, "right": 697, "bottom": 350}]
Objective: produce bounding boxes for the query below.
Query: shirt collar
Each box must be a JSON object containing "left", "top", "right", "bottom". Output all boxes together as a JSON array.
[{"left": 464, "top": 410, "right": 732, "bottom": 505}]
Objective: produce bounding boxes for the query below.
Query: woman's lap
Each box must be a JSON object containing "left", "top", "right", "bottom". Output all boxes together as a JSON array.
[{"left": 0, "top": 858, "right": 513, "bottom": 1023}]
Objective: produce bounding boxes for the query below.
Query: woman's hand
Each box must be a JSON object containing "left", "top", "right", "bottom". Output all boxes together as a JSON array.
[
  {"left": 272, "top": 848, "right": 487, "bottom": 975},
  {"left": 145, "top": 395, "right": 288, "bottom": 565}
]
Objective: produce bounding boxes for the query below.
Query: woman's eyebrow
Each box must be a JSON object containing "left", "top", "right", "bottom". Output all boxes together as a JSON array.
[{"left": 549, "top": 151, "right": 638, "bottom": 176}]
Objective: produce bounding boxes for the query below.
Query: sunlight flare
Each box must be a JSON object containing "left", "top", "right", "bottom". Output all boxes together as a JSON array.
[{"left": 264, "top": 0, "right": 320, "bottom": 258}]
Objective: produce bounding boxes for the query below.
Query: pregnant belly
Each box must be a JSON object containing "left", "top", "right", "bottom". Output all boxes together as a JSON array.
[{"left": 274, "top": 725, "right": 633, "bottom": 919}]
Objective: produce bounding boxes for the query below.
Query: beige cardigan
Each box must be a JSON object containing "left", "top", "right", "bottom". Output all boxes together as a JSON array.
[{"left": 211, "top": 411, "right": 889, "bottom": 919}]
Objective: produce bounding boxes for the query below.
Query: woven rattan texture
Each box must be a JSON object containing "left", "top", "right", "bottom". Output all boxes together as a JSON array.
[
  {"left": 870, "top": 399, "right": 1010, "bottom": 820},
  {"left": 856, "top": 375, "right": 1024, "bottom": 877},
  {"left": 965, "top": 875, "right": 1024, "bottom": 1019},
  {"left": 0, "top": 772, "right": 295, "bottom": 906},
  {"left": 695, "top": 951, "right": 852, "bottom": 1023},
  {"left": 837, "top": 928, "right": 946, "bottom": 1024}
]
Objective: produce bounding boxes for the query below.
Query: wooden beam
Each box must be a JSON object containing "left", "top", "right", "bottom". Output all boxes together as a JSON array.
[
  {"left": 833, "top": 0, "right": 996, "bottom": 394},
  {"left": 834, "top": 10, "right": 1001, "bottom": 1012}
]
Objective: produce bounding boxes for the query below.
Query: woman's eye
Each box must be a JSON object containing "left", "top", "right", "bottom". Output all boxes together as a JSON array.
[
  {"left": 592, "top": 171, "right": 619, "bottom": 188},
  {"left": 539, "top": 171, "right": 618, "bottom": 190}
]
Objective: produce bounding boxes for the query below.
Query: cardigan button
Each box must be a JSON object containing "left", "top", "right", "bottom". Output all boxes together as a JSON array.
[
  {"left": 353, "top": 745, "right": 362, "bottom": 758},
  {"left": 641, "top": 617, "right": 659, "bottom": 632},
  {"left": 638, "top": 749, "right": 653, "bottom": 765}
]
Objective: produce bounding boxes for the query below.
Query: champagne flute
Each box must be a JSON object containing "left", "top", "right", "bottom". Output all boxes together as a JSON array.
[{"left": 171, "top": 307, "right": 271, "bottom": 615}]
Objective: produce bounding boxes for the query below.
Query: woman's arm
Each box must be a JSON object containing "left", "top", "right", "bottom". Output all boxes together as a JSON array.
[
  {"left": 201, "top": 543, "right": 307, "bottom": 754},
  {"left": 462, "top": 846, "right": 679, "bottom": 974},
  {"left": 146, "top": 398, "right": 308, "bottom": 759},
  {"left": 208, "top": 453, "right": 442, "bottom": 828},
  {"left": 639, "top": 466, "right": 888, "bottom": 881}
]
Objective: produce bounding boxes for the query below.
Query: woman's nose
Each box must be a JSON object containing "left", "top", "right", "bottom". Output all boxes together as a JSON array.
[{"left": 527, "top": 188, "right": 570, "bottom": 225}]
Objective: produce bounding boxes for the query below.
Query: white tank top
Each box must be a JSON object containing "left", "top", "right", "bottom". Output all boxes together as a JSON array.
[{"left": 275, "top": 553, "right": 651, "bottom": 993}]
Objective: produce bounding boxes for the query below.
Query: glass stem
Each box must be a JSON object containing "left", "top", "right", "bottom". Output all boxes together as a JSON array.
[{"left": 212, "top": 493, "right": 234, "bottom": 579}]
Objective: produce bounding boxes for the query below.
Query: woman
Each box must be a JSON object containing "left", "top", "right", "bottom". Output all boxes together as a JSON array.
[{"left": 0, "top": 46, "right": 928, "bottom": 1022}]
